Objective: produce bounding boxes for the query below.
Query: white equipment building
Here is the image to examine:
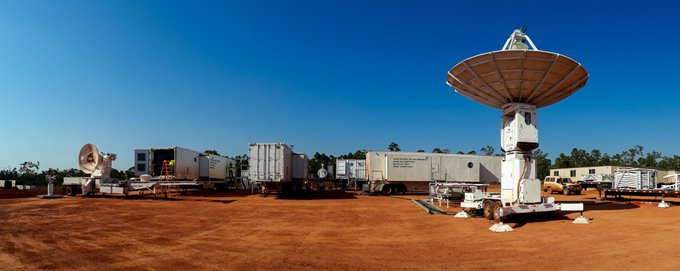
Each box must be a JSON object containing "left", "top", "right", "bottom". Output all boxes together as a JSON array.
[
  {"left": 248, "top": 143, "right": 308, "bottom": 195},
  {"left": 446, "top": 28, "right": 589, "bottom": 231},
  {"left": 134, "top": 146, "right": 237, "bottom": 190},
  {"left": 366, "top": 151, "right": 502, "bottom": 194},
  {"left": 336, "top": 159, "right": 367, "bottom": 190}
]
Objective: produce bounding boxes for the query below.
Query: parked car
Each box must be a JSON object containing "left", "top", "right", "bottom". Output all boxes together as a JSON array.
[{"left": 543, "top": 176, "right": 582, "bottom": 195}]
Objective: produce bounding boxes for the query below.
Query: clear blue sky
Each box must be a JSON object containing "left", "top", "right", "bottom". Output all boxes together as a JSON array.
[{"left": 1, "top": 1, "right": 679, "bottom": 170}]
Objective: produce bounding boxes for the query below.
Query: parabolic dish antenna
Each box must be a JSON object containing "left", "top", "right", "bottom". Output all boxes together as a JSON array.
[
  {"left": 446, "top": 29, "right": 588, "bottom": 109},
  {"left": 78, "top": 143, "right": 102, "bottom": 174}
]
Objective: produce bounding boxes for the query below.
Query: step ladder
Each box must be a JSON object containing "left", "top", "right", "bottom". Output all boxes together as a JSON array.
[{"left": 159, "top": 160, "right": 178, "bottom": 198}]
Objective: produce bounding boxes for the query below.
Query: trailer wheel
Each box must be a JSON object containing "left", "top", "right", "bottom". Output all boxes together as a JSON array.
[
  {"left": 482, "top": 200, "right": 494, "bottom": 220},
  {"left": 398, "top": 184, "right": 407, "bottom": 195},
  {"left": 64, "top": 186, "right": 75, "bottom": 196},
  {"left": 545, "top": 187, "right": 552, "bottom": 194},
  {"left": 562, "top": 188, "right": 571, "bottom": 195},
  {"left": 492, "top": 201, "right": 503, "bottom": 222},
  {"left": 381, "top": 185, "right": 392, "bottom": 196}
]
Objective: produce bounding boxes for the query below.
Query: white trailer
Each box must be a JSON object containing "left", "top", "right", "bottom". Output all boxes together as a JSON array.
[
  {"left": 336, "top": 159, "right": 366, "bottom": 181},
  {"left": 248, "top": 143, "right": 308, "bottom": 195},
  {"left": 199, "top": 154, "right": 233, "bottom": 180},
  {"left": 248, "top": 143, "right": 293, "bottom": 182},
  {"left": 134, "top": 147, "right": 201, "bottom": 180},
  {"left": 366, "top": 151, "right": 502, "bottom": 194},
  {"left": 292, "top": 153, "right": 309, "bottom": 181}
]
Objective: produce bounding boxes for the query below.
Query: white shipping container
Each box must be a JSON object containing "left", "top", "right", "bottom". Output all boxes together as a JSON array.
[
  {"left": 367, "top": 151, "right": 502, "bottom": 184},
  {"left": 248, "top": 143, "right": 293, "bottom": 182},
  {"left": 134, "top": 147, "right": 201, "bottom": 180},
  {"left": 336, "top": 159, "right": 367, "bottom": 181},
  {"left": 292, "top": 154, "right": 309, "bottom": 181},
  {"left": 614, "top": 168, "right": 656, "bottom": 190},
  {"left": 199, "top": 154, "right": 231, "bottom": 179}
]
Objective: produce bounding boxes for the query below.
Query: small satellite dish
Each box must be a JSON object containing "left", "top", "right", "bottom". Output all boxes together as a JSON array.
[
  {"left": 79, "top": 143, "right": 102, "bottom": 174},
  {"left": 318, "top": 168, "right": 328, "bottom": 179},
  {"left": 78, "top": 143, "right": 116, "bottom": 177}
]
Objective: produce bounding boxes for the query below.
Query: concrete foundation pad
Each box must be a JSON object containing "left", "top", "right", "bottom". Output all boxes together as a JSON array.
[
  {"left": 489, "top": 222, "right": 514, "bottom": 232},
  {"left": 573, "top": 215, "right": 590, "bottom": 224},
  {"left": 454, "top": 211, "right": 470, "bottom": 218}
]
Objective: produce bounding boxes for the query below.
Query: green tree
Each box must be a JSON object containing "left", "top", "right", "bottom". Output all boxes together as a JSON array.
[
  {"left": 466, "top": 150, "right": 477, "bottom": 155},
  {"left": 480, "top": 145, "right": 495, "bottom": 156},
  {"left": 204, "top": 150, "right": 220, "bottom": 156},
  {"left": 309, "top": 152, "right": 335, "bottom": 177},
  {"left": 416, "top": 150, "right": 425, "bottom": 152},
  {"left": 432, "top": 148, "right": 443, "bottom": 153},
  {"left": 569, "top": 148, "right": 589, "bottom": 167},
  {"left": 125, "top": 166, "right": 136, "bottom": 179},
  {"left": 658, "top": 155, "right": 680, "bottom": 170},
  {"left": 338, "top": 149, "right": 367, "bottom": 160},
  {"left": 598, "top": 154, "right": 612, "bottom": 166},
  {"left": 638, "top": 150, "right": 662, "bottom": 167},
  {"left": 553, "top": 153, "right": 572, "bottom": 168},
  {"left": 533, "top": 149, "right": 551, "bottom": 181}
]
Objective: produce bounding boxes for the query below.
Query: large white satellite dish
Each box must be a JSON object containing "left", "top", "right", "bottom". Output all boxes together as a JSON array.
[
  {"left": 444, "top": 28, "right": 588, "bottom": 231},
  {"left": 446, "top": 29, "right": 588, "bottom": 109}
]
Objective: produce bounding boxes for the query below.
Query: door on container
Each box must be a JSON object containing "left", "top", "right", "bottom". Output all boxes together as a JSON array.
[
  {"left": 431, "top": 157, "right": 441, "bottom": 181},
  {"left": 356, "top": 161, "right": 366, "bottom": 180},
  {"left": 134, "top": 150, "right": 150, "bottom": 176}
]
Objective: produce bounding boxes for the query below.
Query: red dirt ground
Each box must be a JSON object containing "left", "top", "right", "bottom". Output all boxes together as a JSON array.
[
  {"left": 0, "top": 189, "right": 45, "bottom": 199},
  {"left": 2, "top": 189, "right": 680, "bottom": 270}
]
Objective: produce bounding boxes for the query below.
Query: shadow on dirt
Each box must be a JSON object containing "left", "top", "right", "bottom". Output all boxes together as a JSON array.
[
  {"left": 183, "top": 191, "right": 254, "bottom": 198},
  {"left": 504, "top": 212, "right": 573, "bottom": 229},
  {"left": 80, "top": 194, "right": 237, "bottom": 204},
  {"left": 275, "top": 190, "right": 358, "bottom": 200},
  {"left": 584, "top": 201, "right": 641, "bottom": 211}
]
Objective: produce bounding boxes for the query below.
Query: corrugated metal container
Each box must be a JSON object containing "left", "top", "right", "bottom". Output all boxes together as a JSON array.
[
  {"left": 336, "top": 159, "right": 367, "bottom": 181},
  {"left": 292, "top": 154, "right": 308, "bottom": 181},
  {"left": 366, "top": 151, "right": 502, "bottom": 183},
  {"left": 248, "top": 143, "right": 293, "bottom": 182},
  {"left": 199, "top": 154, "right": 231, "bottom": 179},
  {"left": 134, "top": 147, "right": 201, "bottom": 180},
  {"left": 614, "top": 168, "right": 657, "bottom": 189}
]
